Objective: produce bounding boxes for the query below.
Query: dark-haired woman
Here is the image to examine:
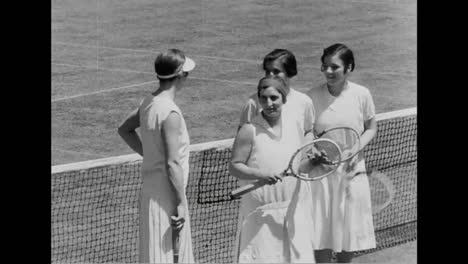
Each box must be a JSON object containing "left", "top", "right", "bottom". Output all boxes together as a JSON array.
[
  {"left": 239, "top": 49, "right": 315, "bottom": 142},
  {"left": 307, "top": 44, "right": 378, "bottom": 263}
]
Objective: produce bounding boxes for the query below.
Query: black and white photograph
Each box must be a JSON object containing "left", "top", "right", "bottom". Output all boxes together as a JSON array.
[{"left": 51, "top": 0, "right": 417, "bottom": 263}]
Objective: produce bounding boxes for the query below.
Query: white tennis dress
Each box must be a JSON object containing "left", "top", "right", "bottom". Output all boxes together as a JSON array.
[
  {"left": 307, "top": 81, "right": 377, "bottom": 252},
  {"left": 233, "top": 114, "right": 316, "bottom": 263},
  {"left": 138, "top": 95, "right": 194, "bottom": 263}
]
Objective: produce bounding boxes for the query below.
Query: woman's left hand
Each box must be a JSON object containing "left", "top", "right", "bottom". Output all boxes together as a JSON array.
[{"left": 341, "top": 150, "right": 358, "bottom": 174}]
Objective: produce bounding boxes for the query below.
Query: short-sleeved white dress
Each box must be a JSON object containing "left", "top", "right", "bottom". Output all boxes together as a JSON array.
[
  {"left": 233, "top": 113, "right": 316, "bottom": 263},
  {"left": 306, "top": 81, "right": 377, "bottom": 252},
  {"left": 138, "top": 95, "right": 194, "bottom": 263}
]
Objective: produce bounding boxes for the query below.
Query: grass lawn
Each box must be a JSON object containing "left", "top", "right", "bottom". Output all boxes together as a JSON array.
[
  {"left": 355, "top": 240, "right": 416, "bottom": 263},
  {"left": 52, "top": 0, "right": 416, "bottom": 165}
]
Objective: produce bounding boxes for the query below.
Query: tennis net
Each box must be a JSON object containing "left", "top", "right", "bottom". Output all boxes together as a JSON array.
[{"left": 51, "top": 107, "right": 417, "bottom": 263}]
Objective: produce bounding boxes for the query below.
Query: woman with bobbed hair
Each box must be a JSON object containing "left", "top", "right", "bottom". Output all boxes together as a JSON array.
[{"left": 307, "top": 43, "right": 378, "bottom": 263}]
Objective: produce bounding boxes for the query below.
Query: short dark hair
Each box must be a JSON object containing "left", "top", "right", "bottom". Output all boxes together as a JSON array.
[
  {"left": 321, "top": 43, "right": 355, "bottom": 73},
  {"left": 154, "top": 49, "right": 186, "bottom": 82},
  {"left": 257, "top": 75, "right": 288, "bottom": 104},
  {"left": 263, "top": 49, "right": 298, "bottom": 78}
]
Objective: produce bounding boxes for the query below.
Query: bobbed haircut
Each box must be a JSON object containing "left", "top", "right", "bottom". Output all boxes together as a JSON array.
[
  {"left": 262, "top": 49, "right": 298, "bottom": 78},
  {"left": 257, "top": 75, "right": 288, "bottom": 104},
  {"left": 154, "top": 49, "right": 186, "bottom": 82},
  {"left": 321, "top": 43, "right": 355, "bottom": 72}
]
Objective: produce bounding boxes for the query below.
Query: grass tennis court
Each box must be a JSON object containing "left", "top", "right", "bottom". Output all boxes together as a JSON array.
[
  {"left": 354, "top": 240, "right": 416, "bottom": 263},
  {"left": 52, "top": 0, "right": 416, "bottom": 166}
]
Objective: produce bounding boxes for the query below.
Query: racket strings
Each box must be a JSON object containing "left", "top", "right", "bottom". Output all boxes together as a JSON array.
[
  {"left": 319, "top": 128, "right": 360, "bottom": 163},
  {"left": 368, "top": 172, "right": 396, "bottom": 215},
  {"left": 292, "top": 140, "right": 342, "bottom": 180}
]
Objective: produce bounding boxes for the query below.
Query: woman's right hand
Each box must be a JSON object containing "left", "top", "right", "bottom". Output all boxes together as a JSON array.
[
  {"left": 257, "top": 171, "right": 283, "bottom": 185},
  {"left": 171, "top": 203, "right": 186, "bottom": 231}
]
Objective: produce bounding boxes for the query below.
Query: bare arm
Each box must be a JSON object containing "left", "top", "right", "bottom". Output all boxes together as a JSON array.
[
  {"left": 162, "top": 112, "right": 188, "bottom": 231},
  {"left": 344, "top": 116, "right": 378, "bottom": 173},
  {"left": 359, "top": 89, "right": 378, "bottom": 151},
  {"left": 304, "top": 97, "right": 316, "bottom": 142},
  {"left": 304, "top": 131, "right": 316, "bottom": 145},
  {"left": 238, "top": 97, "right": 258, "bottom": 131},
  {"left": 360, "top": 116, "right": 377, "bottom": 151},
  {"left": 162, "top": 112, "right": 186, "bottom": 208},
  {"left": 229, "top": 124, "right": 281, "bottom": 183},
  {"left": 118, "top": 108, "right": 143, "bottom": 156}
]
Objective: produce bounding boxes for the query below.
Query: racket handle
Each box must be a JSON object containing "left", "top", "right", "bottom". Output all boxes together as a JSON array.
[
  {"left": 230, "top": 180, "right": 267, "bottom": 199},
  {"left": 173, "top": 228, "right": 180, "bottom": 263}
]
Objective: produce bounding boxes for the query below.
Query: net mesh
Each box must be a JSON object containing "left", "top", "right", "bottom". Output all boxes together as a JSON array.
[{"left": 51, "top": 108, "right": 417, "bottom": 263}]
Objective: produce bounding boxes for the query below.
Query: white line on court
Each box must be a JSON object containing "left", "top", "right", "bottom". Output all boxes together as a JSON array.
[
  {"left": 52, "top": 41, "right": 260, "bottom": 63},
  {"left": 362, "top": 70, "right": 416, "bottom": 77},
  {"left": 52, "top": 62, "right": 155, "bottom": 75},
  {"left": 191, "top": 54, "right": 259, "bottom": 63},
  {"left": 299, "top": 65, "right": 416, "bottom": 78},
  {"left": 52, "top": 80, "right": 157, "bottom": 102},
  {"left": 192, "top": 77, "right": 256, "bottom": 86},
  {"left": 52, "top": 148, "right": 102, "bottom": 158},
  {"left": 52, "top": 63, "right": 412, "bottom": 102},
  {"left": 53, "top": 41, "right": 159, "bottom": 54},
  {"left": 54, "top": 59, "right": 415, "bottom": 79},
  {"left": 52, "top": 62, "right": 256, "bottom": 85},
  {"left": 52, "top": 62, "right": 257, "bottom": 102},
  {"left": 53, "top": 42, "right": 416, "bottom": 77}
]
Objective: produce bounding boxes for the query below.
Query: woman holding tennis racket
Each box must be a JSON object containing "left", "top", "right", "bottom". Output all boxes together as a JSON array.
[
  {"left": 307, "top": 43, "right": 378, "bottom": 263},
  {"left": 118, "top": 49, "right": 195, "bottom": 263},
  {"left": 239, "top": 49, "right": 315, "bottom": 141},
  {"left": 229, "top": 75, "right": 316, "bottom": 263}
]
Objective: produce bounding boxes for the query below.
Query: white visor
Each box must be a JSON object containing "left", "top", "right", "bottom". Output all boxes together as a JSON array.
[{"left": 157, "top": 56, "right": 196, "bottom": 79}]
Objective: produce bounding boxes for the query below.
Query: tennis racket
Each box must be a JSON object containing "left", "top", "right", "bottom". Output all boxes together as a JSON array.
[
  {"left": 346, "top": 169, "right": 396, "bottom": 215},
  {"left": 318, "top": 127, "right": 395, "bottom": 214},
  {"left": 315, "top": 126, "right": 361, "bottom": 165},
  {"left": 171, "top": 215, "right": 181, "bottom": 263},
  {"left": 230, "top": 138, "right": 342, "bottom": 199},
  {"left": 172, "top": 227, "right": 180, "bottom": 263}
]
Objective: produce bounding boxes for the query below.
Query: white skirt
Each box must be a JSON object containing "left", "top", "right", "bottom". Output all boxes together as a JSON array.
[
  {"left": 309, "top": 159, "right": 376, "bottom": 252},
  {"left": 234, "top": 181, "right": 316, "bottom": 263},
  {"left": 138, "top": 172, "right": 195, "bottom": 263}
]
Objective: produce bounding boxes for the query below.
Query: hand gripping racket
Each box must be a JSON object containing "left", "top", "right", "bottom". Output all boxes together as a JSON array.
[
  {"left": 173, "top": 228, "right": 180, "bottom": 263},
  {"left": 230, "top": 138, "right": 342, "bottom": 199},
  {"left": 171, "top": 213, "right": 183, "bottom": 263},
  {"left": 315, "top": 126, "right": 361, "bottom": 165}
]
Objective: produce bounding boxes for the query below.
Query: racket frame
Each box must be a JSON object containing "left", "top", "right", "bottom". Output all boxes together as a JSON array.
[
  {"left": 229, "top": 138, "right": 342, "bottom": 199},
  {"left": 348, "top": 169, "right": 396, "bottom": 215},
  {"left": 316, "top": 126, "right": 362, "bottom": 165},
  {"left": 286, "top": 138, "right": 342, "bottom": 181},
  {"left": 173, "top": 226, "right": 181, "bottom": 263}
]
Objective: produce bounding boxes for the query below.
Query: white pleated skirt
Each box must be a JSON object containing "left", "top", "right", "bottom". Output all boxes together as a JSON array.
[
  {"left": 309, "top": 160, "right": 376, "bottom": 252},
  {"left": 233, "top": 181, "right": 316, "bottom": 263},
  {"left": 138, "top": 170, "right": 194, "bottom": 263}
]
